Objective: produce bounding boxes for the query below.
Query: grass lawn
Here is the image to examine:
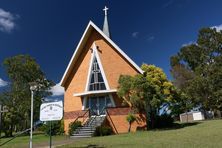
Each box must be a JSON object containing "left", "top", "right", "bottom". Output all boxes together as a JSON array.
[
  {"left": 59, "top": 119, "right": 222, "bottom": 148},
  {"left": 0, "top": 133, "right": 68, "bottom": 148}
]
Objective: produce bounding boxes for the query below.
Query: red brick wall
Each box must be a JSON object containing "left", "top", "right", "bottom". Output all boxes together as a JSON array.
[
  {"left": 64, "top": 110, "right": 89, "bottom": 120},
  {"left": 106, "top": 107, "right": 146, "bottom": 133}
]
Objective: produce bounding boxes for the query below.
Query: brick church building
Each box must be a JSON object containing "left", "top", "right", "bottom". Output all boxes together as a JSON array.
[{"left": 60, "top": 6, "right": 146, "bottom": 136}]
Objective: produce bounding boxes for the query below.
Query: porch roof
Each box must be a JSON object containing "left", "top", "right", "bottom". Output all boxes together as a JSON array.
[{"left": 73, "top": 89, "right": 117, "bottom": 97}]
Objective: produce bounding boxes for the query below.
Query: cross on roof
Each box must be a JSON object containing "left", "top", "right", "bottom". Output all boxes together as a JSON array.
[{"left": 103, "top": 6, "right": 109, "bottom": 16}]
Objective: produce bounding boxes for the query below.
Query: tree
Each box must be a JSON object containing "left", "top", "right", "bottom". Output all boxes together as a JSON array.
[
  {"left": 118, "top": 74, "right": 154, "bottom": 129},
  {"left": 141, "top": 64, "right": 176, "bottom": 109},
  {"left": 126, "top": 113, "right": 136, "bottom": 132},
  {"left": 118, "top": 64, "right": 175, "bottom": 129},
  {"left": 170, "top": 27, "right": 222, "bottom": 115},
  {"left": 0, "top": 55, "right": 54, "bottom": 137}
]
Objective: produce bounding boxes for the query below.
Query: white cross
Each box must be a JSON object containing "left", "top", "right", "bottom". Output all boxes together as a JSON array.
[{"left": 103, "top": 6, "right": 109, "bottom": 16}]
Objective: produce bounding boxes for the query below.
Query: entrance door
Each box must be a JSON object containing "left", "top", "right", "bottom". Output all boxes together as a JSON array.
[
  {"left": 87, "top": 96, "right": 111, "bottom": 116},
  {"left": 98, "top": 96, "right": 106, "bottom": 115},
  {"left": 90, "top": 97, "right": 98, "bottom": 116}
]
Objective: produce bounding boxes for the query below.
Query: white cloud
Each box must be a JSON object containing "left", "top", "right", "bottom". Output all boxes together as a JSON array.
[
  {"left": 147, "top": 36, "right": 155, "bottom": 41},
  {"left": 211, "top": 24, "right": 222, "bottom": 32},
  {"left": 132, "top": 32, "right": 139, "bottom": 38},
  {"left": 50, "top": 83, "right": 64, "bottom": 96},
  {"left": 0, "top": 8, "right": 18, "bottom": 33},
  {"left": 0, "top": 78, "right": 8, "bottom": 87},
  {"left": 182, "top": 41, "right": 197, "bottom": 47}
]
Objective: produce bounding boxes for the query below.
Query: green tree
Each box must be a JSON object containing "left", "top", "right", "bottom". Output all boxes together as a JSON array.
[
  {"left": 118, "top": 64, "right": 175, "bottom": 129},
  {"left": 141, "top": 64, "right": 176, "bottom": 109},
  {"left": 118, "top": 74, "right": 154, "bottom": 129},
  {"left": 0, "top": 55, "right": 54, "bottom": 137},
  {"left": 170, "top": 27, "right": 222, "bottom": 115}
]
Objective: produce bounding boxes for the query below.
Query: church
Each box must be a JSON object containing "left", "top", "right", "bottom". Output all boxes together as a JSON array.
[{"left": 60, "top": 6, "right": 146, "bottom": 136}]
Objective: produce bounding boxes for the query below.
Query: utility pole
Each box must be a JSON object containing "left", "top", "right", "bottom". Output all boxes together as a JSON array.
[{"left": 29, "top": 82, "right": 38, "bottom": 148}]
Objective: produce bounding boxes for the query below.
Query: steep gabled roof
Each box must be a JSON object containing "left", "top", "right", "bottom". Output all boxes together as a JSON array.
[{"left": 60, "top": 21, "right": 143, "bottom": 87}]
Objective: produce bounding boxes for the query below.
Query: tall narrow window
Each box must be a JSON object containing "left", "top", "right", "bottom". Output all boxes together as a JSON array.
[{"left": 89, "top": 57, "right": 106, "bottom": 91}]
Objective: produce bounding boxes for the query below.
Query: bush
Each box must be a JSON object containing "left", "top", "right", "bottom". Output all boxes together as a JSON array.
[
  {"left": 38, "top": 120, "right": 64, "bottom": 136},
  {"left": 126, "top": 113, "right": 136, "bottom": 123},
  {"left": 94, "top": 126, "right": 113, "bottom": 136},
  {"left": 68, "top": 121, "right": 82, "bottom": 136},
  {"left": 154, "top": 114, "right": 174, "bottom": 128},
  {"left": 126, "top": 113, "right": 136, "bottom": 132}
]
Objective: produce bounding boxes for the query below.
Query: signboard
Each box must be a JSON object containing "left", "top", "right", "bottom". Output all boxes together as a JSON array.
[{"left": 40, "top": 101, "right": 63, "bottom": 121}]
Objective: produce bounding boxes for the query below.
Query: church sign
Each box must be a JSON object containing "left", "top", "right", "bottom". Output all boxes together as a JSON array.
[{"left": 40, "top": 101, "right": 63, "bottom": 121}]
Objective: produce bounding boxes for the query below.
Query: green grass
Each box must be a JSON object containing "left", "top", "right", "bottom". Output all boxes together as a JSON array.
[
  {"left": 0, "top": 134, "right": 67, "bottom": 148},
  {"left": 59, "top": 120, "right": 222, "bottom": 148},
  {"left": 1, "top": 120, "right": 222, "bottom": 148}
]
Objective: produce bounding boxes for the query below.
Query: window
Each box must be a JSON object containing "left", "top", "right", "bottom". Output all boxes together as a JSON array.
[{"left": 89, "top": 57, "right": 106, "bottom": 91}]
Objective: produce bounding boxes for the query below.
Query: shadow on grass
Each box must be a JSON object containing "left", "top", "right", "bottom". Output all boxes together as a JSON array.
[{"left": 151, "top": 122, "right": 202, "bottom": 131}]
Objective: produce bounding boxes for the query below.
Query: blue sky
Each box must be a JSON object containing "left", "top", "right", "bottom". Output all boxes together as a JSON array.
[{"left": 0, "top": 0, "right": 222, "bottom": 95}]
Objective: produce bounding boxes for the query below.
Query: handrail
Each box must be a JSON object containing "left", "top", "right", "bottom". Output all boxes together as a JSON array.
[
  {"left": 72, "top": 109, "right": 90, "bottom": 134},
  {"left": 89, "top": 107, "right": 106, "bottom": 127},
  {"left": 73, "top": 109, "right": 90, "bottom": 124},
  {"left": 82, "top": 109, "right": 90, "bottom": 124},
  {"left": 105, "top": 108, "right": 118, "bottom": 134}
]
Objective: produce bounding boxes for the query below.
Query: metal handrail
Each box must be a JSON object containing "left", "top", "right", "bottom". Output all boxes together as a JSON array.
[
  {"left": 82, "top": 109, "right": 90, "bottom": 124},
  {"left": 73, "top": 109, "right": 90, "bottom": 124},
  {"left": 72, "top": 109, "right": 90, "bottom": 134},
  {"left": 88, "top": 107, "right": 106, "bottom": 127},
  {"left": 105, "top": 108, "right": 118, "bottom": 134}
]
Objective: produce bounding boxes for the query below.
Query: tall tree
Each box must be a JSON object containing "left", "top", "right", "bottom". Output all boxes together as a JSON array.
[
  {"left": 170, "top": 28, "right": 222, "bottom": 115},
  {"left": 0, "top": 55, "right": 54, "bottom": 137}
]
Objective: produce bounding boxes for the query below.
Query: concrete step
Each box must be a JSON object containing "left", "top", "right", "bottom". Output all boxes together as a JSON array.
[
  {"left": 71, "top": 135, "right": 92, "bottom": 138},
  {"left": 75, "top": 131, "right": 95, "bottom": 134},
  {"left": 71, "top": 116, "right": 106, "bottom": 138},
  {"left": 72, "top": 133, "right": 94, "bottom": 137},
  {"left": 77, "top": 127, "right": 95, "bottom": 130}
]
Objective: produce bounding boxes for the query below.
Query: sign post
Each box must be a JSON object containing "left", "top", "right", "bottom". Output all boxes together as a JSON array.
[
  {"left": 40, "top": 101, "right": 63, "bottom": 148},
  {"left": 49, "top": 121, "right": 52, "bottom": 148}
]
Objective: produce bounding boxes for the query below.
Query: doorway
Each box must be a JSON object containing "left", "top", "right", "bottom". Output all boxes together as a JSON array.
[{"left": 86, "top": 95, "right": 112, "bottom": 116}]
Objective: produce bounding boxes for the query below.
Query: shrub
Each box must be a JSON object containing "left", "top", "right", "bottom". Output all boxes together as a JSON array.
[
  {"left": 38, "top": 120, "right": 64, "bottom": 136},
  {"left": 68, "top": 121, "right": 82, "bottom": 136},
  {"left": 126, "top": 113, "right": 136, "bottom": 132},
  {"left": 154, "top": 114, "right": 174, "bottom": 128},
  {"left": 126, "top": 113, "right": 136, "bottom": 123},
  {"left": 94, "top": 126, "right": 113, "bottom": 136}
]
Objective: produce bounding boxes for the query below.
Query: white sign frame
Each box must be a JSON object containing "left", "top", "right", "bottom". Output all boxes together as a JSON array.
[{"left": 40, "top": 101, "right": 63, "bottom": 121}]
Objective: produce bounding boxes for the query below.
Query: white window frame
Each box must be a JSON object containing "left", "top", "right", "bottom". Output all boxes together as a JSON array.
[
  {"left": 85, "top": 42, "right": 110, "bottom": 91},
  {"left": 82, "top": 42, "right": 115, "bottom": 110}
]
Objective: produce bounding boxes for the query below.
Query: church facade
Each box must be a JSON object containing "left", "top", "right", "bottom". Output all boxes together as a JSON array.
[{"left": 60, "top": 7, "right": 146, "bottom": 134}]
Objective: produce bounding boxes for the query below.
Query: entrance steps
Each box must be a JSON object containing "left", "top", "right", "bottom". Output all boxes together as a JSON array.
[{"left": 71, "top": 116, "right": 106, "bottom": 138}]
